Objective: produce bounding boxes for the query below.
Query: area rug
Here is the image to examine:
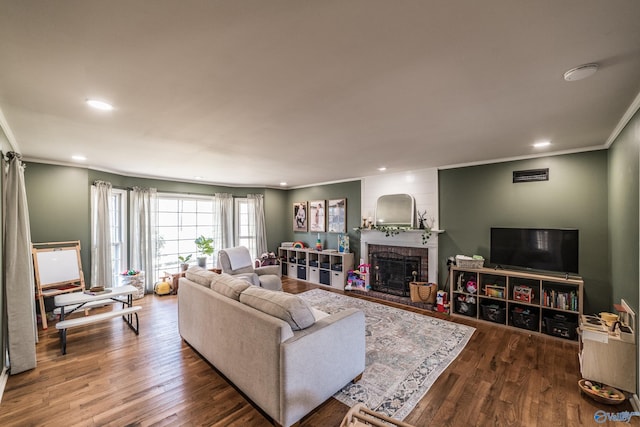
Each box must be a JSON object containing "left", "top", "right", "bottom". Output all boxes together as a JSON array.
[
  {"left": 347, "top": 288, "right": 434, "bottom": 311},
  {"left": 297, "top": 289, "right": 475, "bottom": 421}
]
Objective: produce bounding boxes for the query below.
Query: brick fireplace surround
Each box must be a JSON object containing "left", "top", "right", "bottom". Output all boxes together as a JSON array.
[
  {"left": 368, "top": 244, "right": 428, "bottom": 296},
  {"left": 359, "top": 229, "right": 440, "bottom": 287}
]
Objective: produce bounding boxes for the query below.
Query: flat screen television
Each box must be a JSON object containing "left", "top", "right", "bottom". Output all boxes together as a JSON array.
[{"left": 490, "top": 227, "right": 579, "bottom": 274}]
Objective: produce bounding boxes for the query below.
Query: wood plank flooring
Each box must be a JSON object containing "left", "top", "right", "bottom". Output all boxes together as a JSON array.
[{"left": 0, "top": 278, "right": 635, "bottom": 426}]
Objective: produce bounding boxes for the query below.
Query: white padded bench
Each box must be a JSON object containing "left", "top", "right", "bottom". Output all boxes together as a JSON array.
[
  {"left": 52, "top": 298, "right": 126, "bottom": 315},
  {"left": 55, "top": 306, "right": 141, "bottom": 354}
]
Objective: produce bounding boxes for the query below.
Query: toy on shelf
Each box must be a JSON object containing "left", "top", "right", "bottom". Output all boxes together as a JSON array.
[{"left": 345, "top": 263, "right": 370, "bottom": 291}]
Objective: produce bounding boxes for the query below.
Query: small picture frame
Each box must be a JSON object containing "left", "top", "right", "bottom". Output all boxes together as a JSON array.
[
  {"left": 293, "top": 201, "right": 308, "bottom": 232},
  {"left": 327, "top": 198, "right": 346, "bottom": 233},
  {"left": 309, "top": 200, "right": 326, "bottom": 232}
]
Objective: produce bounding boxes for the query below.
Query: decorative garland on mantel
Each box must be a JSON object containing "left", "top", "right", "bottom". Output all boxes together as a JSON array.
[{"left": 354, "top": 226, "right": 432, "bottom": 244}]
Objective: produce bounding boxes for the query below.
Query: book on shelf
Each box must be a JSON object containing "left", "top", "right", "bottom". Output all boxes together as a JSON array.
[{"left": 543, "top": 289, "right": 578, "bottom": 311}]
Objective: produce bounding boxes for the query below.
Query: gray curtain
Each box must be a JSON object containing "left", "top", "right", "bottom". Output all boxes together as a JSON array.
[
  {"left": 215, "top": 193, "right": 234, "bottom": 249},
  {"left": 248, "top": 194, "right": 268, "bottom": 256},
  {"left": 130, "top": 187, "right": 157, "bottom": 293},
  {"left": 90, "top": 180, "right": 113, "bottom": 287},
  {"left": 3, "top": 152, "right": 36, "bottom": 374}
]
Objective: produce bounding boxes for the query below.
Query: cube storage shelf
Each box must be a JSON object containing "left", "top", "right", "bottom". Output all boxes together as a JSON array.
[
  {"left": 278, "top": 247, "right": 354, "bottom": 290},
  {"left": 450, "top": 266, "right": 583, "bottom": 341}
]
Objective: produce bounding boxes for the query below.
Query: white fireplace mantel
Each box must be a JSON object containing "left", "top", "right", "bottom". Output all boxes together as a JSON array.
[{"left": 359, "top": 229, "right": 443, "bottom": 284}]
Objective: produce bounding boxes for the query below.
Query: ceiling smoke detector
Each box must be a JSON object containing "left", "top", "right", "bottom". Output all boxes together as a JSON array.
[{"left": 563, "top": 63, "right": 599, "bottom": 82}]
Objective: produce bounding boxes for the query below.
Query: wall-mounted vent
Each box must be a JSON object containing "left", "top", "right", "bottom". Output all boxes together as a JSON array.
[{"left": 513, "top": 168, "right": 549, "bottom": 183}]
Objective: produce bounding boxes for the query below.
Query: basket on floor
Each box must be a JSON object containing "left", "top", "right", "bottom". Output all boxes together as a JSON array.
[{"left": 409, "top": 282, "right": 437, "bottom": 304}]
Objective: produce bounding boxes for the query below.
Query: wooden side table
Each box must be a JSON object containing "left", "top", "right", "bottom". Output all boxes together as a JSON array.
[{"left": 171, "top": 268, "right": 221, "bottom": 294}]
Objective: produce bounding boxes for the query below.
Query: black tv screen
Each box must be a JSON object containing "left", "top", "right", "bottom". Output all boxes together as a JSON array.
[{"left": 490, "top": 227, "right": 579, "bottom": 274}]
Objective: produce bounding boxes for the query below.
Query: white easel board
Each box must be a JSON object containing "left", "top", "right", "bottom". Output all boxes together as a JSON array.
[
  {"left": 34, "top": 247, "right": 82, "bottom": 285},
  {"left": 32, "top": 240, "right": 86, "bottom": 329}
]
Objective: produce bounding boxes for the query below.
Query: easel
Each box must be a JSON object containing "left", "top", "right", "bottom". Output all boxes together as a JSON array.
[{"left": 32, "top": 241, "right": 85, "bottom": 329}]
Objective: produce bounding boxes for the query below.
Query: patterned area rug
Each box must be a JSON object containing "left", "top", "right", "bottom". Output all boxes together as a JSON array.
[{"left": 297, "top": 289, "right": 475, "bottom": 421}]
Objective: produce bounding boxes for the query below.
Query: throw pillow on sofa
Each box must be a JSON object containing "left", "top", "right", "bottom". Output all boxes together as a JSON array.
[
  {"left": 185, "top": 266, "right": 218, "bottom": 287},
  {"left": 210, "top": 273, "right": 251, "bottom": 301},
  {"left": 240, "top": 286, "right": 315, "bottom": 330}
]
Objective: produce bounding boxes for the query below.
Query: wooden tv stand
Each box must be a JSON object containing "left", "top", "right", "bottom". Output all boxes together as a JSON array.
[{"left": 450, "top": 266, "right": 583, "bottom": 340}]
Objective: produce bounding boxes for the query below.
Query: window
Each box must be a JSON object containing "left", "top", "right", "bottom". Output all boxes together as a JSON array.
[
  {"left": 235, "top": 197, "right": 257, "bottom": 259},
  {"left": 155, "top": 194, "right": 217, "bottom": 280},
  {"left": 110, "top": 189, "right": 127, "bottom": 285}
]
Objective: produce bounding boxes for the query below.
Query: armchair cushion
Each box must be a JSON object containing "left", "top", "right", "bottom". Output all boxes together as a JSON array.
[
  {"left": 219, "top": 246, "right": 254, "bottom": 274},
  {"left": 218, "top": 246, "right": 283, "bottom": 291},
  {"left": 255, "top": 265, "right": 280, "bottom": 276}
]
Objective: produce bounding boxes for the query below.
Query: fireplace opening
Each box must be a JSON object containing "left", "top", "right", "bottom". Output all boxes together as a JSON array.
[{"left": 370, "top": 251, "right": 422, "bottom": 297}]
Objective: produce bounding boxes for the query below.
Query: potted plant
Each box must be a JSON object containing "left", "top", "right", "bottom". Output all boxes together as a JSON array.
[
  {"left": 194, "top": 235, "right": 214, "bottom": 267},
  {"left": 178, "top": 254, "right": 192, "bottom": 271}
]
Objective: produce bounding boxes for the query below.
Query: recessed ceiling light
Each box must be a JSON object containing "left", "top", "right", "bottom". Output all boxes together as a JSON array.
[
  {"left": 563, "top": 63, "right": 598, "bottom": 82},
  {"left": 533, "top": 140, "right": 551, "bottom": 148},
  {"left": 194, "top": 176, "right": 203, "bottom": 181},
  {"left": 378, "top": 167, "right": 387, "bottom": 171},
  {"left": 280, "top": 182, "right": 288, "bottom": 186},
  {"left": 72, "top": 155, "right": 87, "bottom": 161},
  {"left": 86, "top": 99, "right": 114, "bottom": 111}
]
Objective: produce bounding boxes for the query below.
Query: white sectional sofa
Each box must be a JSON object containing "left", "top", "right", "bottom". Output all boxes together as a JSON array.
[{"left": 178, "top": 267, "right": 366, "bottom": 427}]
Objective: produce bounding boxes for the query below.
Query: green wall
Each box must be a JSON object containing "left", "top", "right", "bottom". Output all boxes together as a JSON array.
[
  {"left": 23, "top": 163, "right": 357, "bottom": 285},
  {"left": 24, "top": 163, "right": 289, "bottom": 284},
  {"left": 439, "top": 150, "right": 609, "bottom": 314},
  {"left": 25, "top": 164, "right": 91, "bottom": 284},
  {"left": 286, "top": 181, "right": 362, "bottom": 261},
  {"left": 609, "top": 109, "right": 640, "bottom": 317}
]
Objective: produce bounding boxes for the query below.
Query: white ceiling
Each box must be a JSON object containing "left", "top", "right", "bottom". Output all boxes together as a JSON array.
[{"left": 1, "top": 1, "right": 639, "bottom": 188}]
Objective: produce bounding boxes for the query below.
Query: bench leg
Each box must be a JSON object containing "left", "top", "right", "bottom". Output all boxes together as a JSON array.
[
  {"left": 122, "top": 312, "right": 139, "bottom": 335},
  {"left": 60, "top": 328, "right": 67, "bottom": 355}
]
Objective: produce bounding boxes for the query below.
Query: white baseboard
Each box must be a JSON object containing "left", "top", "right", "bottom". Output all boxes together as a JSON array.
[
  {"left": 0, "top": 366, "right": 8, "bottom": 403},
  {"left": 631, "top": 393, "right": 640, "bottom": 412}
]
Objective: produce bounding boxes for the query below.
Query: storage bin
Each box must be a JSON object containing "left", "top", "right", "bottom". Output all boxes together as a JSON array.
[
  {"left": 319, "top": 270, "right": 331, "bottom": 285},
  {"left": 456, "top": 255, "right": 484, "bottom": 269},
  {"left": 297, "top": 265, "right": 307, "bottom": 280},
  {"left": 454, "top": 296, "right": 476, "bottom": 317},
  {"left": 511, "top": 308, "right": 538, "bottom": 331},
  {"left": 544, "top": 314, "right": 577, "bottom": 340},
  {"left": 297, "top": 258, "right": 306, "bottom": 265},
  {"left": 320, "top": 262, "right": 331, "bottom": 269},
  {"left": 331, "top": 263, "right": 343, "bottom": 271},
  {"left": 309, "top": 260, "right": 318, "bottom": 267},
  {"left": 481, "top": 304, "right": 506, "bottom": 323}
]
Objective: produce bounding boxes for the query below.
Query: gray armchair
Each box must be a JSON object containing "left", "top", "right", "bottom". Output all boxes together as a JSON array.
[{"left": 217, "top": 246, "right": 282, "bottom": 291}]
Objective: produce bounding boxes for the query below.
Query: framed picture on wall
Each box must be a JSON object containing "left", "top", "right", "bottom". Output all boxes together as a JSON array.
[
  {"left": 293, "top": 201, "right": 308, "bottom": 232},
  {"left": 327, "top": 198, "right": 346, "bottom": 233},
  {"left": 309, "top": 200, "right": 326, "bottom": 232}
]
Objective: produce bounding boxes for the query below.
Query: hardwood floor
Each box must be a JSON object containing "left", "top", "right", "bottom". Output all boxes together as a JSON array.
[{"left": 0, "top": 278, "right": 635, "bottom": 426}]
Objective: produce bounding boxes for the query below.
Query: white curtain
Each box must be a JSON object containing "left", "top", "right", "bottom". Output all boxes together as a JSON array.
[
  {"left": 3, "top": 152, "right": 37, "bottom": 374},
  {"left": 215, "top": 193, "right": 234, "bottom": 249},
  {"left": 90, "top": 181, "right": 113, "bottom": 287},
  {"left": 130, "top": 187, "right": 157, "bottom": 293},
  {"left": 248, "top": 194, "right": 268, "bottom": 256}
]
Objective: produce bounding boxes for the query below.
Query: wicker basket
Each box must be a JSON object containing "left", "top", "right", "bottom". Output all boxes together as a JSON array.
[
  {"left": 409, "top": 282, "right": 437, "bottom": 304},
  {"left": 455, "top": 255, "right": 484, "bottom": 269}
]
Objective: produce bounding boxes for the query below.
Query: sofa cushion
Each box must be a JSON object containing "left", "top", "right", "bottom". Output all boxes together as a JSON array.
[
  {"left": 310, "top": 307, "right": 329, "bottom": 321},
  {"left": 185, "top": 266, "right": 218, "bottom": 287},
  {"left": 210, "top": 273, "right": 251, "bottom": 300},
  {"left": 239, "top": 287, "right": 315, "bottom": 330}
]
